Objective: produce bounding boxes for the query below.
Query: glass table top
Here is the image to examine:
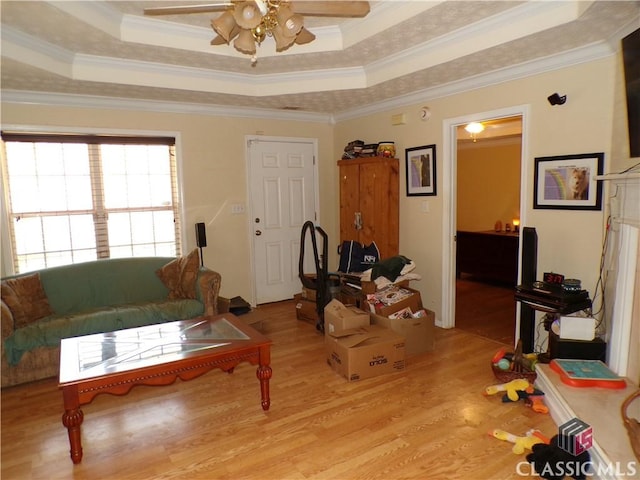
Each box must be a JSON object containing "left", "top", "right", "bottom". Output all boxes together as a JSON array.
[{"left": 62, "top": 317, "right": 251, "bottom": 379}]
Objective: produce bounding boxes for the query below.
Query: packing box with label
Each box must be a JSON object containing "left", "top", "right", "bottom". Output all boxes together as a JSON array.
[
  {"left": 323, "top": 299, "right": 370, "bottom": 334},
  {"left": 371, "top": 309, "right": 435, "bottom": 356},
  {"left": 325, "top": 325, "right": 405, "bottom": 382},
  {"left": 365, "top": 286, "right": 423, "bottom": 317}
]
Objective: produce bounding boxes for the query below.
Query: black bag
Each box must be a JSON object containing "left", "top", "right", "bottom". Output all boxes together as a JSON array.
[{"left": 338, "top": 241, "right": 380, "bottom": 273}]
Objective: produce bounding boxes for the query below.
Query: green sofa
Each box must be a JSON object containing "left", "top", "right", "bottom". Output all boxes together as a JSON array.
[{"left": 1, "top": 256, "right": 222, "bottom": 387}]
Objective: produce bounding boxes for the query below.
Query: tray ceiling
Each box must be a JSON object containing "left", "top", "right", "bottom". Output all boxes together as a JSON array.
[{"left": 1, "top": 1, "right": 639, "bottom": 117}]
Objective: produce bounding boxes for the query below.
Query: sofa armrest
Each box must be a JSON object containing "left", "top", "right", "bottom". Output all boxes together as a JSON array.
[
  {"left": 1, "top": 300, "right": 14, "bottom": 342},
  {"left": 197, "top": 268, "right": 222, "bottom": 316}
]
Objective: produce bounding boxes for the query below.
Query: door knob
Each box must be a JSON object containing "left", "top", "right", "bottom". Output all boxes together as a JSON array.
[{"left": 255, "top": 230, "right": 262, "bottom": 236}]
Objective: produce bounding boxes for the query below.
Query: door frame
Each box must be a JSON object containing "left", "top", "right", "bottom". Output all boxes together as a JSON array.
[
  {"left": 245, "top": 135, "right": 320, "bottom": 306},
  {"left": 441, "top": 105, "right": 531, "bottom": 340}
]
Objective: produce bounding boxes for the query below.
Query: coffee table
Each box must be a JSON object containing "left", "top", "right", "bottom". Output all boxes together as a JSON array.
[{"left": 58, "top": 313, "right": 272, "bottom": 464}]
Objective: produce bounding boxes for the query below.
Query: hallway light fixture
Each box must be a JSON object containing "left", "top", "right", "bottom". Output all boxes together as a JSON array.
[{"left": 465, "top": 122, "right": 485, "bottom": 142}]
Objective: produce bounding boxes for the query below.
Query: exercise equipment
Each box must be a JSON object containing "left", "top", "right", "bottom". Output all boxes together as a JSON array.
[{"left": 298, "top": 221, "right": 338, "bottom": 333}]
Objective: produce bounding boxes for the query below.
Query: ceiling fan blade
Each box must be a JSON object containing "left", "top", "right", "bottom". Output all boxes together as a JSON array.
[
  {"left": 144, "top": 3, "right": 234, "bottom": 16},
  {"left": 290, "top": 1, "right": 369, "bottom": 18}
]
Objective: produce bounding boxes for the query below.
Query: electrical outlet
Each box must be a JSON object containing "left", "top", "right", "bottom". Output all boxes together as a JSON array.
[{"left": 231, "top": 203, "right": 245, "bottom": 214}]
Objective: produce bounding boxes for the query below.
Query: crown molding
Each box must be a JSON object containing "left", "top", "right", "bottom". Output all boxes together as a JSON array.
[
  {"left": 1, "top": 39, "right": 614, "bottom": 124},
  {"left": 6, "top": 0, "right": 619, "bottom": 98},
  {"left": 0, "top": 90, "right": 335, "bottom": 124},
  {"left": 1, "top": 38, "right": 612, "bottom": 125},
  {"left": 334, "top": 39, "right": 615, "bottom": 121}
]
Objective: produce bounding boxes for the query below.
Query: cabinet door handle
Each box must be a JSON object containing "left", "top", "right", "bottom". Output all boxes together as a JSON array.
[{"left": 354, "top": 212, "right": 362, "bottom": 230}]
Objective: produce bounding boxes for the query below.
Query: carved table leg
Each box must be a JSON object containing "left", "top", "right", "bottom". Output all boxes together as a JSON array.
[
  {"left": 257, "top": 345, "right": 272, "bottom": 411},
  {"left": 62, "top": 407, "right": 84, "bottom": 464},
  {"left": 257, "top": 365, "right": 272, "bottom": 411},
  {"left": 61, "top": 387, "right": 84, "bottom": 464}
]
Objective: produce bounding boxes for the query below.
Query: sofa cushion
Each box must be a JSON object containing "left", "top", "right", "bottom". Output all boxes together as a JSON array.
[
  {"left": 156, "top": 249, "right": 200, "bottom": 299},
  {"left": 1, "top": 273, "right": 53, "bottom": 329},
  {"left": 4, "top": 299, "right": 204, "bottom": 365}
]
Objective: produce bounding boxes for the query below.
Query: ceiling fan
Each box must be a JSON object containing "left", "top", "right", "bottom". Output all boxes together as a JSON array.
[{"left": 144, "top": 1, "right": 370, "bottom": 64}]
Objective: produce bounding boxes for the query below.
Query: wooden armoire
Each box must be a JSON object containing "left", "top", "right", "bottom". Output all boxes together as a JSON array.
[{"left": 338, "top": 157, "right": 399, "bottom": 260}]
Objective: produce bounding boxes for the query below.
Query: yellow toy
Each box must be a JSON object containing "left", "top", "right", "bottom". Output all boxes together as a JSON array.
[
  {"left": 489, "top": 429, "right": 548, "bottom": 454},
  {"left": 484, "top": 378, "right": 531, "bottom": 402}
]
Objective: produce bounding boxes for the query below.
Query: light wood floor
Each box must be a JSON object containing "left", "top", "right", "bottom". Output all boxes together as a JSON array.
[{"left": 1, "top": 300, "right": 556, "bottom": 480}]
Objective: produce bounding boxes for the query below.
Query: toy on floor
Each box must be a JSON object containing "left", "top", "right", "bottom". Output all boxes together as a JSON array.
[
  {"left": 525, "top": 394, "right": 549, "bottom": 414},
  {"left": 490, "top": 429, "right": 549, "bottom": 454},
  {"left": 526, "top": 434, "right": 591, "bottom": 479},
  {"left": 500, "top": 386, "right": 549, "bottom": 414},
  {"left": 484, "top": 378, "right": 531, "bottom": 402}
]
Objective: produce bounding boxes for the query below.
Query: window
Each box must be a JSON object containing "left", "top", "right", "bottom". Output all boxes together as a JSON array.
[{"left": 1, "top": 132, "right": 182, "bottom": 274}]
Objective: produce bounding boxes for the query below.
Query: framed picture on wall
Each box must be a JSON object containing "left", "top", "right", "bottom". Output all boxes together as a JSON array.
[
  {"left": 533, "top": 152, "right": 604, "bottom": 210},
  {"left": 405, "top": 144, "right": 437, "bottom": 196}
]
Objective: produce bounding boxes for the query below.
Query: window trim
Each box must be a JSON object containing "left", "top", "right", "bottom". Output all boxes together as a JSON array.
[{"left": 0, "top": 125, "right": 186, "bottom": 277}]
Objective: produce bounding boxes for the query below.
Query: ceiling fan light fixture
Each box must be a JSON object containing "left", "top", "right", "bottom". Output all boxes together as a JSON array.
[
  {"left": 294, "top": 27, "right": 316, "bottom": 45},
  {"left": 211, "top": 11, "right": 237, "bottom": 43},
  {"left": 272, "top": 24, "right": 296, "bottom": 52},
  {"left": 252, "top": 22, "right": 268, "bottom": 44},
  {"left": 234, "top": 27, "right": 257, "bottom": 54},
  {"left": 210, "top": 34, "right": 227, "bottom": 45},
  {"left": 277, "top": 6, "right": 303, "bottom": 37},
  {"left": 233, "top": 2, "right": 262, "bottom": 29}
]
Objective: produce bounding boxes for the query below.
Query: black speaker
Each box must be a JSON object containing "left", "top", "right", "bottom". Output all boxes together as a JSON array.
[
  {"left": 519, "top": 226, "right": 538, "bottom": 353},
  {"left": 549, "top": 331, "right": 607, "bottom": 361},
  {"left": 521, "top": 226, "right": 537, "bottom": 284},
  {"left": 195, "top": 222, "right": 207, "bottom": 248}
]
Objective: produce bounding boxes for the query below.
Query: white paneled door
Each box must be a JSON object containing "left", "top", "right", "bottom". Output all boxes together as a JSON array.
[{"left": 248, "top": 138, "right": 317, "bottom": 304}]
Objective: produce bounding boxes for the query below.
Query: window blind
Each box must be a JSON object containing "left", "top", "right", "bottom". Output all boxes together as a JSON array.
[{"left": 1, "top": 133, "right": 181, "bottom": 273}]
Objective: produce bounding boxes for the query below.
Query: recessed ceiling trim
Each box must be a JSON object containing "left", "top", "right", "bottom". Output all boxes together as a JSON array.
[
  {"left": 339, "top": 1, "right": 443, "bottom": 49},
  {"left": 49, "top": 0, "right": 123, "bottom": 38},
  {"left": 335, "top": 40, "right": 615, "bottom": 121},
  {"left": 1, "top": 26, "right": 75, "bottom": 78},
  {"left": 1, "top": 38, "right": 615, "bottom": 125},
  {"left": 73, "top": 53, "right": 368, "bottom": 96},
  {"left": 0, "top": 90, "right": 335, "bottom": 124},
  {"left": 3, "top": 5, "right": 619, "bottom": 101},
  {"left": 365, "top": 0, "right": 595, "bottom": 85}
]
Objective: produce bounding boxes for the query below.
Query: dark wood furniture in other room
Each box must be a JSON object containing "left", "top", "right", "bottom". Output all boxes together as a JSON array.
[{"left": 456, "top": 230, "right": 519, "bottom": 284}]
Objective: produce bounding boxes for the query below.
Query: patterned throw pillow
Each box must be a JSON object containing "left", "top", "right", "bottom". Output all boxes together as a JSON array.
[
  {"left": 0, "top": 273, "right": 54, "bottom": 329},
  {"left": 155, "top": 249, "right": 200, "bottom": 299}
]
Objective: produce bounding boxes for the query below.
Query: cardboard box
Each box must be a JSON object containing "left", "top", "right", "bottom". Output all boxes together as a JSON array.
[
  {"left": 325, "top": 325, "right": 405, "bottom": 382},
  {"left": 294, "top": 293, "right": 318, "bottom": 324},
  {"left": 360, "top": 279, "right": 410, "bottom": 295},
  {"left": 323, "top": 299, "right": 370, "bottom": 334},
  {"left": 370, "top": 309, "right": 436, "bottom": 356},
  {"left": 301, "top": 286, "right": 316, "bottom": 302},
  {"left": 365, "top": 286, "right": 423, "bottom": 318}
]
